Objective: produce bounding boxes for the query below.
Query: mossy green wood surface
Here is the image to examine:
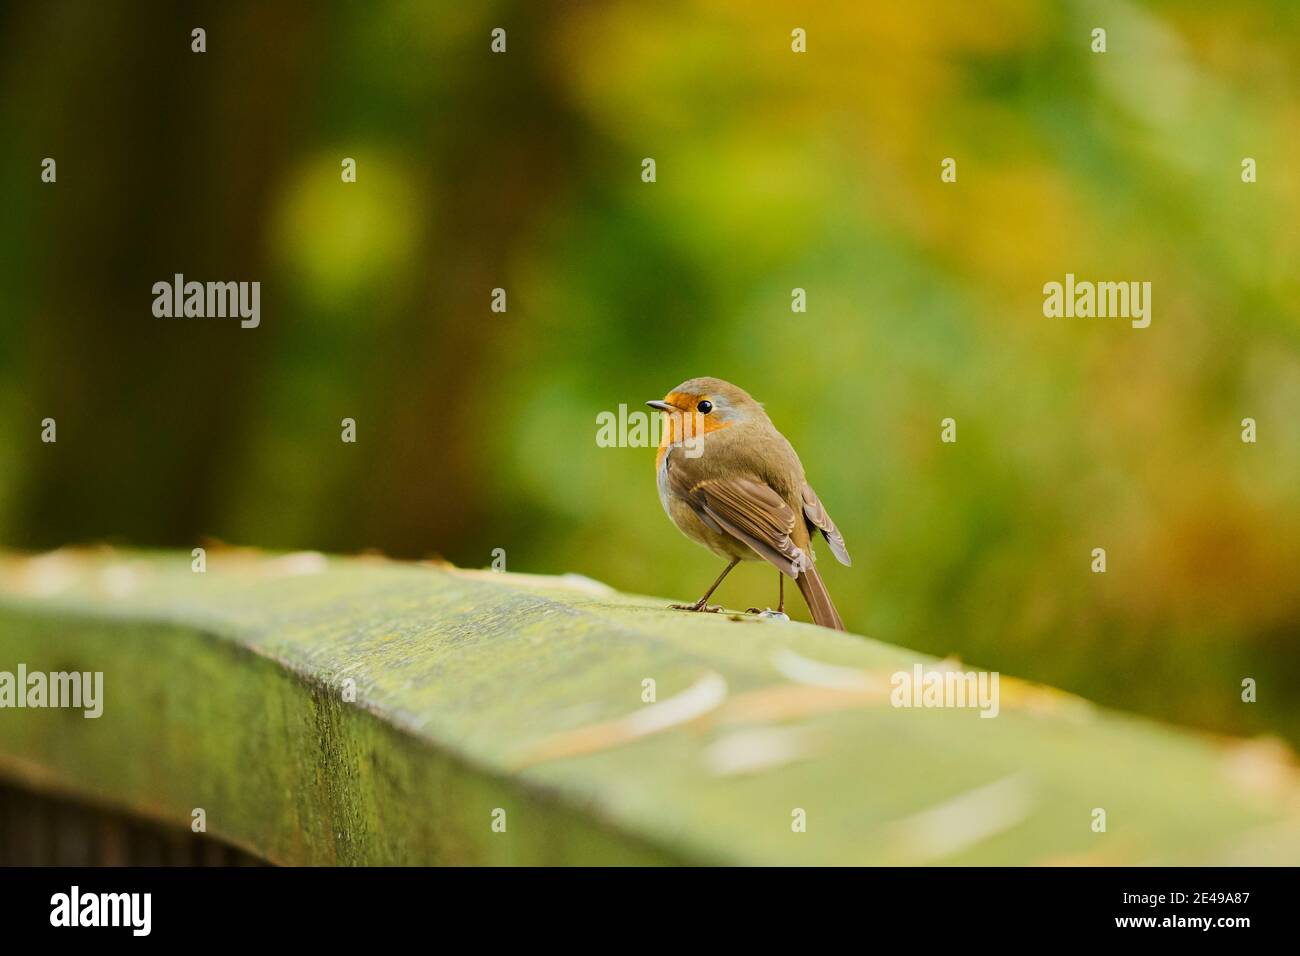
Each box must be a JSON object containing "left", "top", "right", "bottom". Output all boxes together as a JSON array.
[{"left": 0, "top": 549, "right": 1297, "bottom": 865}]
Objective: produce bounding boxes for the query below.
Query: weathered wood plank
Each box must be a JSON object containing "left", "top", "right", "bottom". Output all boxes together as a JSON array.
[{"left": 0, "top": 548, "right": 1297, "bottom": 865}]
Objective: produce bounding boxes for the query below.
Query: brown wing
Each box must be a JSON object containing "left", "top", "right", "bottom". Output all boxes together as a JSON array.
[
  {"left": 801, "top": 482, "right": 851, "bottom": 566},
  {"left": 670, "top": 468, "right": 808, "bottom": 576}
]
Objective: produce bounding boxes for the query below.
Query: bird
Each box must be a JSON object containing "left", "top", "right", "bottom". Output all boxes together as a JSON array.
[{"left": 647, "top": 377, "right": 851, "bottom": 630}]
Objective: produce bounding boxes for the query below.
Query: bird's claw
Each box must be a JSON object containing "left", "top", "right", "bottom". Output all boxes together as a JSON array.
[{"left": 669, "top": 602, "right": 723, "bottom": 613}]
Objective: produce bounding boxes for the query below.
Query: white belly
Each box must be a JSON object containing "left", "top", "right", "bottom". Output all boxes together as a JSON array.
[{"left": 656, "top": 447, "right": 751, "bottom": 561}]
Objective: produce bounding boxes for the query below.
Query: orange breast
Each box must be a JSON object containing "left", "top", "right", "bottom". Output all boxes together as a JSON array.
[{"left": 653, "top": 393, "right": 732, "bottom": 469}]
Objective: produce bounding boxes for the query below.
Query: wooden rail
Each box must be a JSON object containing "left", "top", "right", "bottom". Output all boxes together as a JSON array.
[{"left": 0, "top": 548, "right": 1297, "bottom": 865}]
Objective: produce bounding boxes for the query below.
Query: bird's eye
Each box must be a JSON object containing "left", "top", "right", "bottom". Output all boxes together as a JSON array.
[{"left": 697, "top": 400, "right": 713, "bottom": 414}]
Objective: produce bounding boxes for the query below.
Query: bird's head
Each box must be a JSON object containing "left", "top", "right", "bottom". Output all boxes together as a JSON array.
[{"left": 646, "top": 377, "right": 764, "bottom": 444}]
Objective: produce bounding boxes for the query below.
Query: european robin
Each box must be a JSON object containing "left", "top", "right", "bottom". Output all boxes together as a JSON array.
[{"left": 647, "top": 377, "right": 851, "bottom": 630}]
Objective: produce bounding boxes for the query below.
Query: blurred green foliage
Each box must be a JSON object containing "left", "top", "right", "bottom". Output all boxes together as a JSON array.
[{"left": 1, "top": 1, "right": 1298, "bottom": 744}]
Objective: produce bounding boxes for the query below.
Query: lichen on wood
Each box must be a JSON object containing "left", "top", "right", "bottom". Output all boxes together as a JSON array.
[{"left": 0, "top": 548, "right": 1297, "bottom": 865}]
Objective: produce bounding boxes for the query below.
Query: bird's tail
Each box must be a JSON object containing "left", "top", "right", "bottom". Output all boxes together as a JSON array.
[{"left": 795, "top": 562, "right": 845, "bottom": 631}]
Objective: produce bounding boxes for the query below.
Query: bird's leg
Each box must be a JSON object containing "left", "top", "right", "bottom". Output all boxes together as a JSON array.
[
  {"left": 748, "top": 573, "right": 788, "bottom": 617},
  {"left": 671, "top": 556, "right": 739, "bottom": 613}
]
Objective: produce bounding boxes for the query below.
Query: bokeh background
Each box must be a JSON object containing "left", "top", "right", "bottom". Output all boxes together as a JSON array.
[{"left": 1, "top": 1, "right": 1297, "bottom": 745}]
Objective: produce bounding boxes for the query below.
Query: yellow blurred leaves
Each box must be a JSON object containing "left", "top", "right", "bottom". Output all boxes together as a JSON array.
[{"left": 270, "top": 150, "right": 424, "bottom": 313}]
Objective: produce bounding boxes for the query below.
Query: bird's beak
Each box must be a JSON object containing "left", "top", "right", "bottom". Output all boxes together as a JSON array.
[{"left": 646, "top": 400, "right": 676, "bottom": 412}]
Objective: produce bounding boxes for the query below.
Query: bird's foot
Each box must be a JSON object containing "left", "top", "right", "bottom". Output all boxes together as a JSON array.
[{"left": 669, "top": 601, "right": 723, "bottom": 613}]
